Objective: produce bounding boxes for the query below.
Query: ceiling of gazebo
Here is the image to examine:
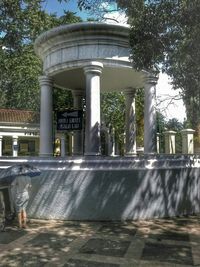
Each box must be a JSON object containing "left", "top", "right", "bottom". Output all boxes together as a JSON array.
[{"left": 52, "top": 66, "right": 144, "bottom": 92}]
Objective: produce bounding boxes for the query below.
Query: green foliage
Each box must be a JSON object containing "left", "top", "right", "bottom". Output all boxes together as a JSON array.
[
  {"left": 101, "top": 92, "right": 125, "bottom": 152},
  {"left": 0, "top": 0, "right": 82, "bottom": 111},
  {"left": 77, "top": 0, "right": 120, "bottom": 20},
  {"left": 165, "top": 118, "right": 183, "bottom": 132},
  {"left": 118, "top": 0, "right": 200, "bottom": 128},
  {"left": 78, "top": 0, "right": 117, "bottom": 11},
  {"left": 0, "top": 44, "right": 41, "bottom": 110},
  {"left": 156, "top": 115, "right": 184, "bottom": 153},
  {"left": 135, "top": 88, "right": 144, "bottom": 146},
  {"left": 101, "top": 89, "right": 145, "bottom": 153},
  {"left": 156, "top": 112, "right": 166, "bottom": 153},
  {"left": 53, "top": 87, "right": 73, "bottom": 111},
  {"left": 78, "top": 0, "right": 200, "bottom": 132}
]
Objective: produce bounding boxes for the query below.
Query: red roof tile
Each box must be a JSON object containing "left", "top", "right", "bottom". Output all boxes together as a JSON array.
[{"left": 0, "top": 109, "right": 39, "bottom": 124}]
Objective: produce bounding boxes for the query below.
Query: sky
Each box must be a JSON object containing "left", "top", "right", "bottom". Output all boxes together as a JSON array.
[
  {"left": 43, "top": 0, "right": 88, "bottom": 19},
  {"left": 156, "top": 73, "right": 186, "bottom": 122},
  {"left": 43, "top": 0, "right": 186, "bottom": 122}
]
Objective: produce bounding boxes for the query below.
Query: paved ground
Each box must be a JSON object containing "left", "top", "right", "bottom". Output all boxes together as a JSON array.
[{"left": 0, "top": 215, "right": 200, "bottom": 267}]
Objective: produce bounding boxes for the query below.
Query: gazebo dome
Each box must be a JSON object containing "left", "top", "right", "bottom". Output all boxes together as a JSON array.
[{"left": 34, "top": 22, "right": 145, "bottom": 92}]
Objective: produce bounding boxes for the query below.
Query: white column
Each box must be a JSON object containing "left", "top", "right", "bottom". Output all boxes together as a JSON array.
[
  {"left": 60, "top": 134, "right": 66, "bottom": 157},
  {"left": 124, "top": 87, "right": 137, "bottom": 156},
  {"left": 110, "top": 127, "right": 116, "bottom": 156},
  {"left": 12, "top": 135, "right": 18, "bottom": 157},
  {"left": 39, "top": 75, "right": 53, "bottom": 157},
  {"left": 0, "top": 136, "right": 3, "bottom": 157},
  {"left": 144, "top": 74, "right": 158, "bottom": 154},
  {"left": 105, "top": 128, "right": 110, "bottom": 156},
  {"left": 181, "top": 129, "right": 195, "bottom": 154},
  {"left": 107, "top": 127, "right": 116, "bottom": 156},
  {"left": 68, "top": 133, "right": 74, "bottom": 156},
  {"left": 157, "top": 133, "right": 160, "bottom": 154},
  {"left": 72, "top": 89, "right": 84, "bottom": 155},
  {"left": 164, "top": 131, "right": 176, "bottom": 154},
  {"left": 83, "top": 62, "right": 103, "bottom": 156}
]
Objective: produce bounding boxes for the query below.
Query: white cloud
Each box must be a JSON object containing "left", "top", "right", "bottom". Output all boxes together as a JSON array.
[
  {"left": 99, "top": 2, "right": 128, "bottom": 25},
  {"left": 102, "top": 11, "right": 128, "bottom": 25},
  {"left": 156, "top": 73, "right": 186, "bottom": 122}
]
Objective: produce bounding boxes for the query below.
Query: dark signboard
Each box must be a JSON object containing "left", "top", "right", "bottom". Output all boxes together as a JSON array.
[{"left": 57, "top": 110, "right": 83, "bottom": 131}]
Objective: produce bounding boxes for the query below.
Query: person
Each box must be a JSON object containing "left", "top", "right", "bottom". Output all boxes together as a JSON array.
[
  {"left": 0, "top": 191, "right": 5, "bottom": 231},
  {"left": 11, "top": 175, "right": 32, "bottom": 229}
]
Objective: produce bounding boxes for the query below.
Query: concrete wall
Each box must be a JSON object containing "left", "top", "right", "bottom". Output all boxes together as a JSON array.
[{"left": 0, "top": 156, "right": 200, "bottom": 220}]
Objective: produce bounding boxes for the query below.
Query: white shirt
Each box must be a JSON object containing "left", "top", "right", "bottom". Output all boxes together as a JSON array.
[{"left": 11, "top": 175, "right": 31, "bottom": 196}]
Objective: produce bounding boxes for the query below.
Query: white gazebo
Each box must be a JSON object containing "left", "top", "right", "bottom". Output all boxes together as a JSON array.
[
  {"left": 1, "top": 22, "right": 199, "bottom": 221},
  {"left": 34, "top": 22, "right": 158, "bottom": 157}
]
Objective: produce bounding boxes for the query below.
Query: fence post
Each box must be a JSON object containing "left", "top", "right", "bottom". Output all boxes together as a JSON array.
[
  {"left": 163, "top": 131, "right": 176, "bottom": 154},
  {"left": 181, "top": 129, "right": 195, "bottom": 154}
]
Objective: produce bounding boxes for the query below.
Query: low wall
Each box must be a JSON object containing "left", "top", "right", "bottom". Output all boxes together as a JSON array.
[{"left": 0, "top": 155, "right": 200, "bottom": 220}]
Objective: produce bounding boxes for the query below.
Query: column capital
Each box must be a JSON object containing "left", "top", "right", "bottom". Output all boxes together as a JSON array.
[
  {"left": 83, "top": 61, "right": 103, "bottom": 75},
  {"left": 181, "top": 129, "right": 195, "bottom": 135},
  {"left": 124, "top": 87, "right": 137, "bottom": 97},
  {"left": 38, "top": 75, "right": 53, "bottom": 86},
  {"left": 12, "top": 135, "right": 18, "bottom": 140},
  {"left": 163, "top": 130, "right": 177, "bottom": 136},
  {"left": 144, "top": 73, "right": 158, "bottom": 86}
]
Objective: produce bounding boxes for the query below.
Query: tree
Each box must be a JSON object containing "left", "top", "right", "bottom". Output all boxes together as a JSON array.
[
  {"left": 0, "top": 44, "right": 42, "bottom": 110},
  {"left": 124, "top": 1, "right": 200, "bottom": 127},
  {"left": 0, "top": 0, "right": 81, "bottom": 111},
  {"left": 77, "top": 0, "right": 200, "bottom": 132},
  {"left": 101, "top": 92, "right": 125, "bottom": 154},
  {"left": 156, "top": 111, "right": 166, "bottom": 153},
  {"left": 78, "top": 0, "right": 121, "bottom": 21},
  {"left": 120, "top": 0, "right": 200, "bottom": 143},
  {"left": 101, "top": 89, "right": 145, "bottom": 154}
]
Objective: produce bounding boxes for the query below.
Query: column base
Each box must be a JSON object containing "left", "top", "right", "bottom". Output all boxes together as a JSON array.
[
  {"left": 39, "top": 153, "right": 53, "bottom": 157},
  {"left": 73, "top": 152, "right": 83, "bottom": 156},
  {"left": 84, "top": 152, "right": 101, "bottom": 156},
  {"left": 143, "top": 152, "right": 158, "bottom": 156},
  {"left": 124, "top": 153, "right": 137, "bottom": 157}
]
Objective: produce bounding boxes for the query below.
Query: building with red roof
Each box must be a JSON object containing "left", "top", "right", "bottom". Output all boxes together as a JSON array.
[{"left": 0, "top": 109, "right": 40, "bottom": 156}]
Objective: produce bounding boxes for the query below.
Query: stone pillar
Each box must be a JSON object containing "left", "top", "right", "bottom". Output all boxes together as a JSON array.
[
  {"left": 108, "top": 127, "right": 116, "bottom": 156},
  {"left": 157, "top": 133, "right": 160, "bottom": 154},
  {"left": 107, "top": 127, "right": 112, "bottom": 156},
  {"left": 68, "top": 133, "right": 74, "bottom": 156},
  {"left": 83, "top": 62, "right": 103, "bottom": 156},
  {"left": 144, "top": 74, "right": 158, "bottom": 154},
  {"left": 124, "top": 87, "right": 137, "bottom": 156},
  {"left": 101, "top": 123, "right": 110, "bottom": 156},
  {"left": 0, "top": 136, "right": 3, "bottom": 157},
  {"left": 163, "top": 131, "right": 176, "bottom": 154},
  {"left": 181, "top": 129, "right": 195, "bottom": 154},
  {"left": 12, "top": 135, "right": 18, "bottom": 157},
  {"left": 105, "top": 128, "right": 111, "bottom": 156},
  {"left": 60, "top": 134, "right": 66, "bottom": 157},
  {"left": 39, "top": 75, "right": 53, "bottom": 157},
  {"left": 72, "top": 89, "right": 84, "bottom": 155}
]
